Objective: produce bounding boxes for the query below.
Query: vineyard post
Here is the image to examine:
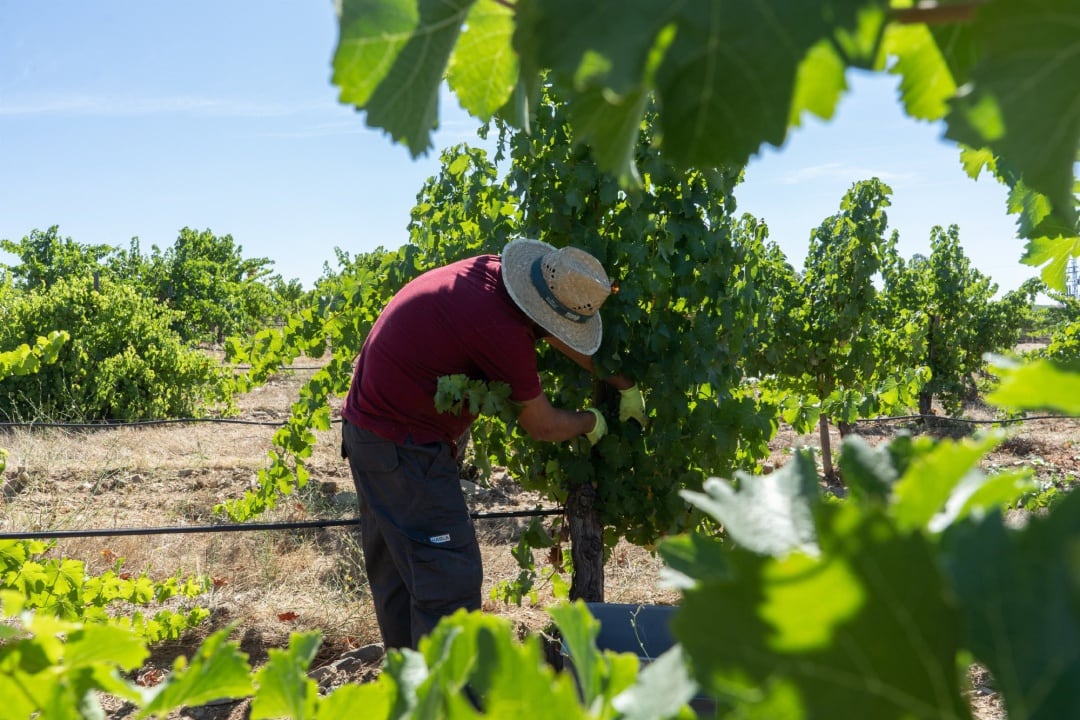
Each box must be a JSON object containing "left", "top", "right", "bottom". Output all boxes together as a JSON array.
[{"left": 818, "top": 414, "right": 835, "bottom": 482}]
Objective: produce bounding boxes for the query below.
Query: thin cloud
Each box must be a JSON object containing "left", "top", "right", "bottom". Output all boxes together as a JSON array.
[
  {"left": 0, "top": 94, "right": 318, "bottom": 118},
  {"left": 781, "top": 162, "right": 915, "bottom": 185},
  {"left": 260, "top": 119, "right": 397, "bottom": 139}
]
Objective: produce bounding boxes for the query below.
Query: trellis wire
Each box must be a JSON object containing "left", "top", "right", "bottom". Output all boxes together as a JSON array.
[{"left": 0, "top": 507, "right": 565, "bottom": 541}]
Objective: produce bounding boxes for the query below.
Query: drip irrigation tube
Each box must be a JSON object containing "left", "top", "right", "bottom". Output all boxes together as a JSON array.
[{"left": 0, "top": 507, "right": 564, "bottom": 541}]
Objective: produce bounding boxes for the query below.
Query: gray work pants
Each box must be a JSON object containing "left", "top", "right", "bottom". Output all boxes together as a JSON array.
[{"left": 341, "top": 421, "right": 482, "bottom": 649}]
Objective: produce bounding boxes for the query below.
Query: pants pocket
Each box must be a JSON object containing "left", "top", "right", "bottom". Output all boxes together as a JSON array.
[{"left": 409, "top": 530, "right": 483, "bottom": 613}]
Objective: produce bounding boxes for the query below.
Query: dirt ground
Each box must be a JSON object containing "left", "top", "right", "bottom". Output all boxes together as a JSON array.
[{"left": 2, "top": 362, "right": 1076, "bottom": 719}]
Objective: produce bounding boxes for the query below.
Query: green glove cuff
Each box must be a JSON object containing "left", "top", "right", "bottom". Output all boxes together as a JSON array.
[
  {"left": 585, "top": 407, "right": 607, "bottom": 445},
  {"left": 618, "top": 384, "right": 646, "bottom": 424}
]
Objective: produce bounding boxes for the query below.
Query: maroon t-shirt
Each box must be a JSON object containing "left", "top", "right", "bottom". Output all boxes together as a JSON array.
[{"left": 342, "top": 255, "right": 543, "bottom": 448}]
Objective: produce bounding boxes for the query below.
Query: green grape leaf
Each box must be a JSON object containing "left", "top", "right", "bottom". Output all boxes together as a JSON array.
[
  {"left": 1021, "top": 233, "right": 1080, "bottom": 292},
  {"left": 612, "top": 645, "right": 699, "bottom": 720},
  {"left": 653, "top": 0, "right": 883, "bottom": 170},
  {"left": 657, "top": 531, "right": 735, "bottom": 590},
  {"left": 988, "top": 357, "right": 1080, "bottom": 414},
  {"left": 943, "top": 489, "right": 1080, "bottom": 719},
  {"left": 789, "top": 40, "right": 848, "bottom": 126},
  {"left": 838, "top": 435, "right": 899, "bottom": 504},
  {"left": 447, "top": 0, "right": 517, "bottom": 120},
  {"left": 680, "top": 451, "right": 819, "bottom": 558},
  {"left": 941, "top": 467, "right": 1035, "bottom": 530},
  {"left": 885, "top": 23, "right": 957, "bottom": 121},
  {"left": 891, "top": 433, "right": 1003, "bottom": 533},
  {"left": 65, "top": 624, "right": 148, "bottom": 672},
  {"left": 380, "top": 648, "right": 428, "bottom": 717},
  {"left": 333, "top": 0, "right": 475, "bottom": 156},
  {"left": 250, "top": 632, "right": 322, "bottom": 720},
  {"left": 0, "top": 676, "right": 38, "bottom": 720},
  {"left": 428, "top": 611, "right": 585, "bottom": 718},
  {"left": 549, "top": 601, "right": 604, "bottom": 706},
  {"left": 566, "top": 86, "right": 649, "bottom": 186},
  {"left": 516, "top": 0, "right": 882, "bottom": 174},
  {"left": 317, "top": 683, "right": 393, "bottom": 719},
  {"left": 944, "top": 0, "right": 1080, "bottom": 227},
  {"left": 513, "top": 0, "right": 675, "bottom": 94},
  {"left": 674, "top": 504, "right": 970, "bottom": 718},
  {"left": 139, "top": 628, "right": 253, "bottom": 716},
  {"left": 960, "top": 146, "right": 997, "bottom": 179}
]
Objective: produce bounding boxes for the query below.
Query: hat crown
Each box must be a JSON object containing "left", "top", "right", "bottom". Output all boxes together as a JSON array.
[{"left": 539, "top": 247, "right": 611, "bottom": 318}]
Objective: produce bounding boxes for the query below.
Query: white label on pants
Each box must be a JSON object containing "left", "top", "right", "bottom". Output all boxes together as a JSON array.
[{"left": 429, "top": 534, "right": 451, "bottom": 544}]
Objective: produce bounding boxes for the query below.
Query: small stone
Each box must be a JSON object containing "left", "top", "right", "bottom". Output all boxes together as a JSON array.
[
  {"left": 340, "top": 643, "right": 385, "bottom": 665},
  {"left": 332, "top": 491, "right": 358, "bottom": 509}
]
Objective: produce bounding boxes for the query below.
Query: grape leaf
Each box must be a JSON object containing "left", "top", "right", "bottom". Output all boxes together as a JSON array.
[
  {"left": 250, "top": 632, "right": 321, "bottom": 720},
  {"left": 945, "top": 0, "right": 1080, "bottom": 227},
  {"left": 674, "top": 503, "right": 970, "bottom": 719},
  {"left": 657, "top": 531, "right": 735, "bottom": 590},
  {"left": 65, "top": 624, "right": 148, "bottom": 672},
  {"left": 317, "top": 683, "right": 393, "bottom": 719},
  {"left": 885, "top": 23, "right": 958, "bottom": 120},
  {"left": 838, "top": 434, "right": 899, "bottom": 504},
  {"left": 1022, "top": 233, "right": 1080, "bottom": 291},
  {"left": 612, "top": 645, "right": 699, "bottom": 720},
  {"left": 549, "top": 601, "right": 604, "bottom": 706},
  {"left": 333, "top": 0, "right": 475, "bottom": 156},
  {"left": 988, "top": 357, "right": 1080, "bottom": 414},
  {"left": 566, "top": 86, "right": 650, "bottom": 185},
  {"left": 139, "top": 628, "right": 254, "bottom": 716},
  {"left": 652, "top": 0, "right": 884, "bottom": 170},
  {"left": 943, "top": 489, "right": 1080, "bottom": 720},
  {"left": 447, "top": 0, "right": 517, "bottom": 120},
  {"left": 680, "top": 451, "right": 819, "bottom": 558},
  {"left": 407, "top": 610, "right": 587, "bottom": 717},
  {"left": 513, "top": 0, "right": 675, "bottom": 94},
  {"left": 789, "top": 40, "right": 848, "bottom": 127},
  {"left": 891, "top": 433, "right": 1003, "bottom": 533},
  {"left": 517, "top": 0, "right": 884, "bottom": 174}
]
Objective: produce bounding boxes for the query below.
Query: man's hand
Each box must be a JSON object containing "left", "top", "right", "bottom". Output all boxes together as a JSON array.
[
  {"left": 585, "top": 408, "right": 607, "bottom": 445},
  {"left": 618, "top": 384, "right": 646, "bottom": 425}
]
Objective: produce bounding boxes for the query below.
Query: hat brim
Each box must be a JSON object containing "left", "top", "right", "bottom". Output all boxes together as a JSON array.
[{"left": 502, "top": 238, "right": 603, "bottom": 356}]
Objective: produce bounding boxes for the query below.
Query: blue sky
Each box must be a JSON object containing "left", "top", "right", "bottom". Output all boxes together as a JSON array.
[{"left": 1, "top": 1, "right": 1035, "bottom": 294}]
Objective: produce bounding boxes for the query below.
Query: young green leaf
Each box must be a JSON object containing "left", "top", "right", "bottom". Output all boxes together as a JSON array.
[
  {"left": 139, "top": 628, "right": 254, "bottom": 718},
  {"left": 250, "top": 632, "right": 321, "bottom": 720}
]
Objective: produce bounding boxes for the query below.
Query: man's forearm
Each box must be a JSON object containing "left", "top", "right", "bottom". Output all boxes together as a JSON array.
[{"left": 517, "top": 393, "right": 600, "bottom": 442}]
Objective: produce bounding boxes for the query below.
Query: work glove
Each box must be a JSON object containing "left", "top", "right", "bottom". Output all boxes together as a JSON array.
[
  {"left": 584, "top": 407, "right": 607, "bottom": 445},
  {"left": 618, "top": 384, "right": 646, "bottom": 425}
]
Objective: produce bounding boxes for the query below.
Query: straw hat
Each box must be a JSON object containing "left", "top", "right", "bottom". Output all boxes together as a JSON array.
[{"left": 502, "top": 239, "right": 612, "bottom": 355}]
